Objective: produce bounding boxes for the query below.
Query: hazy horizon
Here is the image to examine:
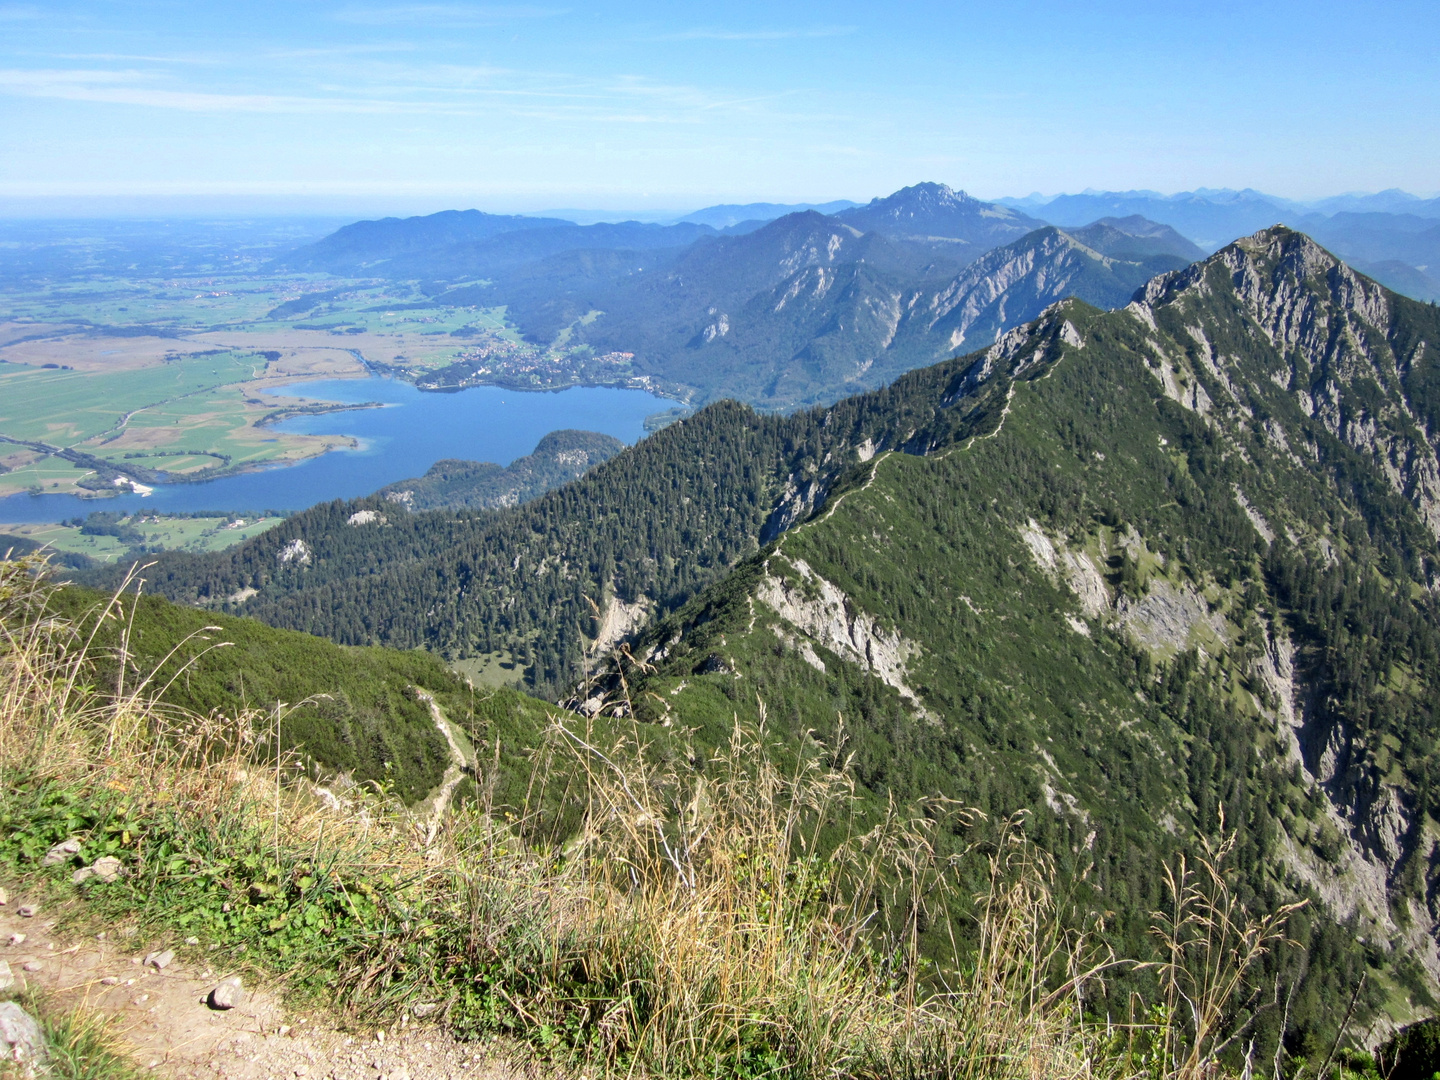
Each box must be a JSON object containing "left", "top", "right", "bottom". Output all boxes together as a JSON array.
[
  {"left": 3, "top": 183, "right": 1440, "bottom": 224},
  {"left": 3, "top": 1, "right": 1437, "bottom": 211}
]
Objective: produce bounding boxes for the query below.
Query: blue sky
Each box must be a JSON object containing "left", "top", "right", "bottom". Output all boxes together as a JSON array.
[{"left": 0, "top": 0, "right": 1436, "bottom": 213}]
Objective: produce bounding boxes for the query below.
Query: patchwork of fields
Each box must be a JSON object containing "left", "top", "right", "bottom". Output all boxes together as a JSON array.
[{"left": 0, "top": 271, "right": 532, "bottom": 499}]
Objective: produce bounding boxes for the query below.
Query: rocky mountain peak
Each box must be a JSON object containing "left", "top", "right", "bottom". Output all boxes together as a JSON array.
[
  {"left": 1125, "top": 227, "right": 1440, "bottom": 538},
  {"left": 835, "top": 183, "right": 1043, "bottom": 245},
  {"left": 1134, "top": 226, "right": 1391, "bottom": 335},
  {"left": 865, "top": 181, "right": 976, "bottom": 210}
]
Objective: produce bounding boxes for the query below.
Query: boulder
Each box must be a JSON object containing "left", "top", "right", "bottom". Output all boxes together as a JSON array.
[{"left": 0, "top": 1001, "right": 47, "bottom": 1073}]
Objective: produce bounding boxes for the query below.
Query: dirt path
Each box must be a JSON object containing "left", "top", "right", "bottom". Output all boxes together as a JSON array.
[
  {"left": 1, "top": 905, "right": 526, "bottom": 1079},
  {"left": 415, "top": 692, "right": 474, "bottom": 846}
]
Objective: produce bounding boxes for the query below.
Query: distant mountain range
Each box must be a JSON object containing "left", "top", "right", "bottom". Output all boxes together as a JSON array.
[
  {"left": 1302, "top": 188, "right": 1440, "bottom": 216},
  {"left": 997, "top": 188, "right": 1440, "bottom": 299},
  {"left": 997, "top": 189, "right": 1293, "bottom": 251},
  {"left": 275, "top": 183, "right": 1440, "bottom": 411},
  {"left": 280, "top": 216, "right": 716, "bottom": 277},
  {"left": 1296, "top": 213, "right": 1440, "bottom": 300},
  {"left": 492, "top": 215, "right": 1195, "bottom": 408},
  {"left": 279, "top": 184, "right": 1207, "bottom": 409},
  {"left": 835, "top": 183, "right": 1044, "bottom": 251},
  {"left": 282, "top": 209, "right": 575, "bottom": 273}
]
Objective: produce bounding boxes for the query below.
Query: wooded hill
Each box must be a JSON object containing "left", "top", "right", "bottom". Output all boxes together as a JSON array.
[
  {"left": 105, "top": 228, "right": 1440, "bottom": 1058},
  {"left": 374, "top": 429, "right": 624, "bottom": 512}
]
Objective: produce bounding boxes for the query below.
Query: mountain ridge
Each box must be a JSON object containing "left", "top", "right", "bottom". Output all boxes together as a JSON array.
[{"left": 105, "top": 226, "right": 1440, "bottom": 1057}]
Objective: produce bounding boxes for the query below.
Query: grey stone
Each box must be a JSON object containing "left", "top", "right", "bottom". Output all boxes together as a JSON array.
[
  {"left": 410, "top": 1002, "right": 440, "bottom": 1018},
  {"left": 208, "top": 977, "right": 244, "bottom": 1010},
  {"left": 0, "top": 961, "right": 13, "bottom": 993},
  {"left": 20, "top": 962, "right": 39, "bottom": 973},
  {"left": 6, "top": 934, "right": 23, "bottom": 947},
  {"left": 0, "top": 1001, "right": 47, "bottom": 1071},
  {"left": 0, "top": 887, "right": 8, "bottom": 905},
  {"left": 143, "top": 950, "right": 174, "bottom": 970},
  {"left": 70, "top": 868, "right": 93, "bottom": 884},
  {"left": 41, "top": 839, "right": 81, "bottom": 866},
  {"left": 14, "top": 907, "right": 35, "bottom": 919},
  {"left": 91, "top": 856, "right": 123, "bottom": 882}
]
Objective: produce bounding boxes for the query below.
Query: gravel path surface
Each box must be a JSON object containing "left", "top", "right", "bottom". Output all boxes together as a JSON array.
[{"left": 0, "top": 903, "right": 538, "bottom": 1080}]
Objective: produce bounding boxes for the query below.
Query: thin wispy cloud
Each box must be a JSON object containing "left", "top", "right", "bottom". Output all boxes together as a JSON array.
[
  {"left": 0, "top": 63, "right": 812, "bottom": 127},
  {"left": 266, "top": 44, "right": 419, "bottom": 60},
  {"left": 659, "top": 26, "right": 855, "bottom": 42},
  {"left": 0, "top": 68, "right": 457, "bottom": 114},
  {"left": 335, "top": 4, "right": 567, "bottom": 27},
  {"left": 45, "top": 53, "right": 220, "bottom": 65}
]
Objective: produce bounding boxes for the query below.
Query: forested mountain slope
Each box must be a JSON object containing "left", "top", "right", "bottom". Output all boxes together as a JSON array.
[{"left": 592, "top": 228, "right": 1440, "bottom": 1049}]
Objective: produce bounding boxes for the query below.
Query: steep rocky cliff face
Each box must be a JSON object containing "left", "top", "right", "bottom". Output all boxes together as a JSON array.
[
  {"left": 623, "top": 222, "right": 1190, "bottom": 408},
  {"left": 1134, "top": 229, "right": 1440, "bottom": 539}
]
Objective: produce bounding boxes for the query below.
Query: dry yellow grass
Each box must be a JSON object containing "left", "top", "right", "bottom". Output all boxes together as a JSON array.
[{"left": 0, "top": 555, "right": 1294, "bottom": 1080}]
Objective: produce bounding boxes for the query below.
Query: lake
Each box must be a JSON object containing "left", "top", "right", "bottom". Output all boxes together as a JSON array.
[{"left": 0, "top": 377, "right": 678, "bottom": 523}]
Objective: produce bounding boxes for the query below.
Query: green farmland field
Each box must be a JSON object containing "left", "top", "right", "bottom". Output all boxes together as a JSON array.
[{"left": 0, "top": 514, "right": 285, "bottom": 563}]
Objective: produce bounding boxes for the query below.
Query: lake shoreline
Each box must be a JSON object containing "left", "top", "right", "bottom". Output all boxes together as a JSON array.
[{"left": 0, "top": 377, "right": 680, "bottom": 524}]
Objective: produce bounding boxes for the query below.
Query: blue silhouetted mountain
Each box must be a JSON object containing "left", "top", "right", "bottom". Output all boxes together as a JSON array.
[
  {"left": 677, "top": 200, "right": 860, "bottom": 230},
  {"left": 279, "top": 209, "right": 576, "bottom": 272}
]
